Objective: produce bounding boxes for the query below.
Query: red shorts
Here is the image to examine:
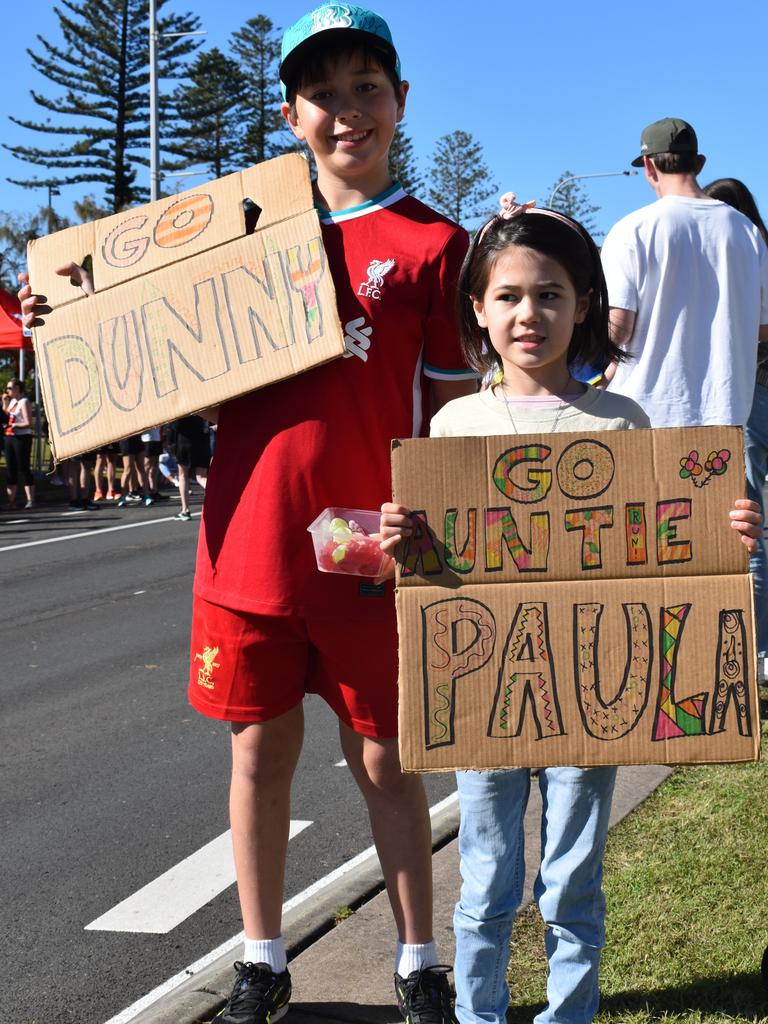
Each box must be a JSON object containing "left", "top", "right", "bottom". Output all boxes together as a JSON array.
[{"left": 187, "top": 595, "right": 399, "bottom": 738}]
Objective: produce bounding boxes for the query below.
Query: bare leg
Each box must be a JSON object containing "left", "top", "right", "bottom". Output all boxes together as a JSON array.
[
  {"left": 94, "top": 454, "right": 105, "bottom": 496},
  {"left": 340, "top": 723, "right": 433, "bottom": 943},
  {"left": 178, "top": 464, "right": 190, "bottom": 513},
  {"left": 194, "top": 465, "right": 208, "bottom": 491},
  {"left": 230, "top": 704, "right": 304, "bottom": 938},
  {"left": 121, "top": 455, "right": 134, "bottom": 494},
  {"left": 106, "top": 455, "right": 117, "bottom": 494}
]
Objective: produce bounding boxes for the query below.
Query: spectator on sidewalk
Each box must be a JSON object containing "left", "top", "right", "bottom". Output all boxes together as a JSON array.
[
  {"left": 65, "top": 453, "right": 99, "bottom": 511},
  {"left": 701, "top": 177, "right": 768, "bottom": 672},
  {"left": 3, "top": 378, "right": 35, "bottom": 509},
  {"left": 174, "top": 415, "right": 209, "bottom": 522},
  {"left": 116, "top": 434, "right": 146, "bottom": 508},
  {"left": 141, "top": 426, "right": 168, "bottom": 504},
  {"left": 601, "top": 117, "right": 768, "bottom": 428},
  {"left": 93, "top": 443, "right": 120, "bottom": 500}
]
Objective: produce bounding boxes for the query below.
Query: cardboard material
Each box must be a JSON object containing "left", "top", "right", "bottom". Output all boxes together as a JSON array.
[
  {"left": 392, "top": 426, "right": 759, "bottom": 770},
  {"left": 27, "top": 154, "right": 345, "bottom": 460}
]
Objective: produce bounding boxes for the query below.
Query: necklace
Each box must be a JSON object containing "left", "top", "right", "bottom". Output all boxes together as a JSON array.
[{"left": 498, "top": 379, "right": 580, "bottom": 434}]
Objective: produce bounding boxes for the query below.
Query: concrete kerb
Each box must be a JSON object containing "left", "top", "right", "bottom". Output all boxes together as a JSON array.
[{"left": 128, "top": 796, "right": 462, "bottom": 1024}]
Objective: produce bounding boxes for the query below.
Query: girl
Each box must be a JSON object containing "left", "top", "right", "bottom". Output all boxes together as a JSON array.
[{"left": 380, "top": 195, "right": 761, "bottom": 1024}]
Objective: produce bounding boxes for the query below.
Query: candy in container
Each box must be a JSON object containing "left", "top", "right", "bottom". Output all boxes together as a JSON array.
[{"left": 307, "top": 507, "right": 391, "bottom": 577}]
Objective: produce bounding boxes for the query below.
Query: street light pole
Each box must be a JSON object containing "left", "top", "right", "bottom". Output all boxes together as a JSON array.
[
  {"left": 149, "top": 0, "right": 160, "bottom": 201},
  {"left": 548, "top": 170, "right": 637, "bottom": 210},
  {"left": 46, "top": 184, "right": 61, "bottom": 235},
  {"left": 148, "top": 1, "right": 206, "bottom": 202}
]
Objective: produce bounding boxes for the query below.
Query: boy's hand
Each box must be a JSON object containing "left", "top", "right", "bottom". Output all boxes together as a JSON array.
[
  {"left": 56, "top": 261, "right": 95, "bottom": 296},
  {"left": 730, "top": 498, "right": 763, "bottom": 554},
  {"left": 373, "top": 502, "right": 414, "bottom": 583},
  {"left": 18, "top": 263, "right": 94, "bottom": 329}
]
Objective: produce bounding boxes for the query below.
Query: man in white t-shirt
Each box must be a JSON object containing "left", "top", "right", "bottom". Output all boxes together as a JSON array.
[{"left": 601, "top": 117, "right": 768, "bottom": 427}]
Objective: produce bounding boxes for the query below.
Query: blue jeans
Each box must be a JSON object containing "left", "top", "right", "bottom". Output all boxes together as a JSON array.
[
  {"left": 453, "top": 766, "right": 617, "bottom": 1024},
  {"left": 745, "top": 381, "right": 768, "bottom": 656}
]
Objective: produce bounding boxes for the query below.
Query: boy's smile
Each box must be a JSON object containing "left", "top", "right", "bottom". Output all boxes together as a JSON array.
[{"left": 282, "top": 52, "right": 408, "bottom": 206}]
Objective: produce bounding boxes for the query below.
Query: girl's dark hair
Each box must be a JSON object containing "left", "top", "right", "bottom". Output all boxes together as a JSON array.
[
  {"left": 702, "top": 177, "right": 768, "bottom": 245},
  {"left": 8, "top": 377, "right": 23, "bottom": 395},
  {"left": 284, "top": 35, "right": 401, "bottom": 106},
  {"left": 457, "top": 209, "right": 626, "bottom": 377}
]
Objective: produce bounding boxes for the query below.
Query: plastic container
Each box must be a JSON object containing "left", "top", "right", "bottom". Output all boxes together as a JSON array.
[{"left": 307, "top": 507, "right": 390, "bottom": 577}]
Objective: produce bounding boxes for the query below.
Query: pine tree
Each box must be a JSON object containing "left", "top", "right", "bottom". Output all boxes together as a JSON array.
[
  {"left": 427, "top": 130, "right": 497, "bottom": 226},
  {"left": 5, "top": 0, "right": 201, "bottom": 212},
  {"left": 545, "top": 170, "right": 601, "bottom": 237},
  {"left": 389, "top": 124, "right": 423, "bottom": 197},
  {"left": 230, "top": 15, "right": 290, "bottom": 165},
  {"left": 167, "top": 48, "right": 247, "bottom": 179}
]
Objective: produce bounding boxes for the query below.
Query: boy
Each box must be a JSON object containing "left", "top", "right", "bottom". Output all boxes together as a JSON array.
[
  {"left": 19, "top": 5, "right": 475, "bottom": 1021},
  {"left": 188, "top": 5, "right": 475, "bottom": 1023}
]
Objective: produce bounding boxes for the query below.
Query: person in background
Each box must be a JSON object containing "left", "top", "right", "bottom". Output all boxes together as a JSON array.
[
  {"left": 173, "top": 415, "right": 209, "bottom": 522},
  {"left": 141, "top": 426, "right": 168, "bottom": 505},
  {"left": 601, "top": 118, "right": 768, "bottom": 428},
  {"left": 3, "top": 377, "right": 35, "bottom": 509},
  {"left": 116, "top": 434, "right": 146, "bottom": 508},
  {"left": 93, "top": 443, "right": 120, "bottom": 500},
  {"left": 702, "top": 177, "right": 768, "bottom": 676},
  {"left": 65, "top": 453, "right": 100, "bottom": 511}
]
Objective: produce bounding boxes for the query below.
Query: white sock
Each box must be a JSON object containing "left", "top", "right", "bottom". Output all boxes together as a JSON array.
[
  {"left": 396, "top": 939, "right": 438, "bottom": 977},
  {"left": 243, "top": 935, "right": 287, "bottom": 973}
]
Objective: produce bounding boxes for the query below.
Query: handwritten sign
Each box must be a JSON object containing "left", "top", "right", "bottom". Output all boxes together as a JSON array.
[
  {"left": 391, "top": 426, "right": 758, "bottom": 770},
  {"left": 28, "top": 155, "right": 345, "bottom": 460}
]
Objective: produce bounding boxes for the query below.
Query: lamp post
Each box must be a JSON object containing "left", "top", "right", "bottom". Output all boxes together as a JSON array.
[
  {"left": 149, "top": 0, "right": 206, "bottom": 201},
  {"left": 46, "top": 184, "right": 60, "bottom": 235},
  {"left": 548, "top": 170, "right": 637, "bottom": 210}
]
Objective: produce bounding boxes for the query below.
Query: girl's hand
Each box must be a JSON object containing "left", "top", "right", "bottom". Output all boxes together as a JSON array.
[
  {"left": 374, "top": 502, "right": 414, "bottom": 583},
  {"left": 730, "top": 498, "right": 763, "bottom": 554},
  {"left": 379, "top": 501, "right": 414, "bottom": 556}
]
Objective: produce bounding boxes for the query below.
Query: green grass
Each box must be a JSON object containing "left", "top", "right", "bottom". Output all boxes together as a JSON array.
[{"left": 505, "top": 750, "right": 768, "bottom": 1024}]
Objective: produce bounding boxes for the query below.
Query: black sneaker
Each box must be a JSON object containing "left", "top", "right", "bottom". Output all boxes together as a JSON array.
[
  {"left": 214, "top": 961, "right": 291, "bottom": 1024},
  {"left": 395, "top": 965, "right": 458, "bottom": 1024}
]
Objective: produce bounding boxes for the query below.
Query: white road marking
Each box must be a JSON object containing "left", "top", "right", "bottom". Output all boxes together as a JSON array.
[
  {"left": 335, "top": 758, "right": 347, "bottom": 767},
  {"left": 101, "top": 793, "right": 458, "bottom": 1024},
  {"left": 0, "top": 511, "right": 200, "bottom": 553},
  {"left": 85, "top": 822, "right": 312, "bottom": 935}
]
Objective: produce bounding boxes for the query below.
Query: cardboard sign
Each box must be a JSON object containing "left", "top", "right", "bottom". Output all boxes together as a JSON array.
[
  {"left": 27, "top": 154, "right": 345, "bottom": 460},
  {"left": 391, "top": 426, "right": 759, "bottom": 770}
]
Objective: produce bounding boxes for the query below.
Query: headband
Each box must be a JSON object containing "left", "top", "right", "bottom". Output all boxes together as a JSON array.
[{"left": 476, "top": 192, "right": 587, "bottom": 245}]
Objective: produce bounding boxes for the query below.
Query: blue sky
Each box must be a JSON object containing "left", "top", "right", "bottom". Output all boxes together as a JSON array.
[{"left": 2, "top": 0, "right": 767, "bottom": 240}]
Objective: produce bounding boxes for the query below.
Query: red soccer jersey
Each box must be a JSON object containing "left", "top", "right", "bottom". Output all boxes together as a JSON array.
[{"left": 194, "top": 185, "right": 474, "bottom": 615}]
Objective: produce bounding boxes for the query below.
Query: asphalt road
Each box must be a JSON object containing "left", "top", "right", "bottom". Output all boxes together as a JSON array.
[{"left": 0, "top": 492, "right": 456, "bottom": 1024}]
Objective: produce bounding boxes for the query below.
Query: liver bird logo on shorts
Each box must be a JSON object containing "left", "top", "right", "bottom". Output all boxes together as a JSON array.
[{"left": 195, "top": 645, "right": 221, "bottom": 690}]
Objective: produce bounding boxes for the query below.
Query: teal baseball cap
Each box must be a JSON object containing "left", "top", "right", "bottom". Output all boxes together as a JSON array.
[{"left": 280, "top": 3, "right": 402, "bottom": 98}]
